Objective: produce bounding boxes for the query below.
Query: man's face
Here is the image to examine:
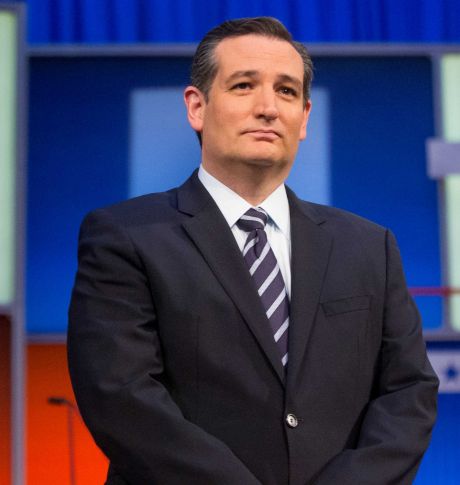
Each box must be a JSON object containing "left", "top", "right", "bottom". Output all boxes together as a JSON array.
[{"left": 186, "top": 34, "right": 311, "bottom": 180}]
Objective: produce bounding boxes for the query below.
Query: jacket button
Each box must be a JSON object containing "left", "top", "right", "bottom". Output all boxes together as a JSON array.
[{"left": 286, "top": 413, "right": 298, "bottom": 428}]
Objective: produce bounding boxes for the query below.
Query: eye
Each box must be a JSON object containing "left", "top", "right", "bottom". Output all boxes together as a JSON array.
[
  {"left": 232, "top": 82, "right": 252, "bottom": 91},
  {"left": 279, "top": 86, "right": 298, "bottom": 97}
]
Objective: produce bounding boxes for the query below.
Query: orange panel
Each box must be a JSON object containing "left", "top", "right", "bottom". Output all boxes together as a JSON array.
[
  {"left": 0, "top": 316, "right": 11, "bottom": 485},
  {"left": 27, "top": 343, "right": 108, "bottom": 485}
]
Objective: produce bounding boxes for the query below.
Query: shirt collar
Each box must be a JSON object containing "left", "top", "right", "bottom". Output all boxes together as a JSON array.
[
  {"left": 198, "top": 164, "right": 290, "bottom": 240},
  {"left": 259, "top": 184, "right": 290, "bottom": 240}
]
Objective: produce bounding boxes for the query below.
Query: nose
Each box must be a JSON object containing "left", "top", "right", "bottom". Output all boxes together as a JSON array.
[{"left": 253, "top": 87, "right": 279, "bottom": 121}]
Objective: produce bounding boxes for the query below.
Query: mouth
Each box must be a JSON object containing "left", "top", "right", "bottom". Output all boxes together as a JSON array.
[{"left": 243, "top": 129, "right": 281, "bottom": 141}]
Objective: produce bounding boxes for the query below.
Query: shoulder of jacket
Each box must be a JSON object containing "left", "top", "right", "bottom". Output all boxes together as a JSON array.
[
  {"left": 82, "top": 189, "right": 178, "bottom": 228},
  {"left": 297, "top": 199, "right": 388, "bottom": 237}
]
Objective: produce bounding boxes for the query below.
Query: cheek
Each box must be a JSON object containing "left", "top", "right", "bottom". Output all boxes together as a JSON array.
[
  {"left": 298, "top": 119, "right": 307, "bottom": 140},
  {"left": 220, "top": 98, "right": 253, "bottom": 122},
  {"left": 289, "top": 114, "right": 308, "bottom": 141},
  {"left": 207, "top": 106, "right": 238, "bottom": 131}
]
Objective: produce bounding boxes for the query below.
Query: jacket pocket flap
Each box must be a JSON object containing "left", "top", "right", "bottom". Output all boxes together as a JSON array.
[{"left": 321, "top": 295, "right": 371, "bottom": 316}]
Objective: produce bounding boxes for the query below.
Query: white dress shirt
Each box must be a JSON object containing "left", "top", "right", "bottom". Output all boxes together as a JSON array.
[{"left": 198, "top": 165, "right": 291, "bottom": 298}]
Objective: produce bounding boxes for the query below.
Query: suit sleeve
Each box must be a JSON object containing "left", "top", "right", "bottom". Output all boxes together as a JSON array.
[
  {"left": 311, "top": 229, "right": 439, "bottom": 485},
  {"left": 67, "top": 209, "right": 261, "bottom": 485}
]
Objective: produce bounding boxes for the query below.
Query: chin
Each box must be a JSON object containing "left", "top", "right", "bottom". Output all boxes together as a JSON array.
[
  {"left": 242, "top": 156, "right": 289, "bottom": 171},
  {"left": 239, "top": 147, "right": 283, "bottom": 164}
]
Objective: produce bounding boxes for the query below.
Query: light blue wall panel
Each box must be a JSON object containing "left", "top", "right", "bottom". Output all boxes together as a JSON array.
[
  {"left": 129, "top": 87, "right": 201, "bottom": 196},
  {"left": 129, "top": 87, "right": 331, "bottom": 205}
]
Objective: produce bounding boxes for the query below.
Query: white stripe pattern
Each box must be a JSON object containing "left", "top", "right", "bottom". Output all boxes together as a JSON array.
[
  {"left": 249, "top": 242, "right": 270, "bottom": 275},
  {"left": 258, "top": 265, "right": 280, "bottom": 296},
  {"left": 243, "top": 236, "right": 258, "bottom": 257},
  {"left": 266, "top": 288, "right": 286, "bottom": 318},
  {"left": 240, "top": 214, "right": 265, "bottom": 225},
  {"left": 237, "top": 207, "right": 289, "bottom": 369},
  {"left": 274, "top": 317, "right": 289, "bottom": 342}
]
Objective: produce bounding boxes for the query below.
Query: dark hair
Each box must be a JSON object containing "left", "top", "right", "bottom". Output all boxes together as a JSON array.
[{"left": 190, "top": 16, "right": 314, "bottom": 105}]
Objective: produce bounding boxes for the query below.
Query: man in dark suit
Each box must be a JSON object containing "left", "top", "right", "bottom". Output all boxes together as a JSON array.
[{"left": 68, "top": 17, "right": 438, "bottom": 485}]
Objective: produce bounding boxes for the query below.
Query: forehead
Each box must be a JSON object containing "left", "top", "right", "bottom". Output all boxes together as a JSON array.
[{"left": 213, "top": 34, "right": 304, "bottom": 80}]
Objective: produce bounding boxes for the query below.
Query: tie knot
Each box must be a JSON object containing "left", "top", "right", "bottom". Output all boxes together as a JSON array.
[{"left": 236, "top": 207, "right": 268, "bottom": 232}]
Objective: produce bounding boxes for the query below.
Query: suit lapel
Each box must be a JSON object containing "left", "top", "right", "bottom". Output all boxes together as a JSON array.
[
  {"left": 177, "top": 173, "right": 285, "bottom": 385},
  {"left": 286, "top": 190, "right": 333, "bottom": 390}
]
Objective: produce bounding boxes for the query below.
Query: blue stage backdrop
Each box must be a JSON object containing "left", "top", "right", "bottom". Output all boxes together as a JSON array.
[
  {"left": 26, "top": 46, "right": 456, "bottom": 485},
  {"left": 27, "top": 54, "right": 439, "bottom": 335},
  {"left": 25, "top": 0, "right": 460, "bottom": 44}
]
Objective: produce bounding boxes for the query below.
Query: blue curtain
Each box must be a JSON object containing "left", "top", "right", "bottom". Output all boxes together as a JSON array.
[{"left": 26, "top": 0, "right": 460, "bottom": 43}]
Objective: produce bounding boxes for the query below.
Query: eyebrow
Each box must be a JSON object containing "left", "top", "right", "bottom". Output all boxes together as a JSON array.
[
  {"left": 225, "top": 70, "right": 302, "bottom": 91},
  {"left": 225, "top": 70, "right": 259, "bottom": 84},
  {"left": 276, "top": 74, "right": 303, "bottom": 92}
]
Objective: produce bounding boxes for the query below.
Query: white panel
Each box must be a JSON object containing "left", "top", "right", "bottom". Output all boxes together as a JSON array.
[{"left": 428, "top": 350, "right": 460, "bottom": 393}]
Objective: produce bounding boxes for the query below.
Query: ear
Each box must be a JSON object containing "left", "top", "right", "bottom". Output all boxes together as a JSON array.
[
  {"left": 299, "top": 100, "right": 312, "bottom": 141},
  {"left": 184, "top": 86, "right": 206, "bottom": 133}
]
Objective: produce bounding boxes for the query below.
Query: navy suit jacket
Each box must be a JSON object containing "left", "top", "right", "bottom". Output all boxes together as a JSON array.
[{"left": 68, "top": 171, "right": 438, "bottom": 484}]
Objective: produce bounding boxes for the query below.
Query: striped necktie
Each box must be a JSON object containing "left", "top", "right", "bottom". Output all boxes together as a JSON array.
[{"left": 237, "top": 207, "right": 289, "bottom": 367}]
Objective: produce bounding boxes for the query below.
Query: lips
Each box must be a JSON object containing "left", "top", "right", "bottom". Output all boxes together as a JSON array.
[{"left": 243, "top": 129, "right": 281, "bottom": 140}]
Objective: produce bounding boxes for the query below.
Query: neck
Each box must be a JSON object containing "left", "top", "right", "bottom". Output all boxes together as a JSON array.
[{"left": 202, "top": 161, "right": 287, "bottom": 206}]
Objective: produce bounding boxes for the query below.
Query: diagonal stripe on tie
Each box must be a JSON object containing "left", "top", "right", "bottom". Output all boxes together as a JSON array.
[
  {"left": 249, "top": 242, "right": 270, "bottom": 274},
  {"left": 258, "top": 265, "right": 280, "bottom": 296},
  {"left": 266, "top": 289, "right": 286, "bottom": 319},
  {"left": 240, "top": 214, "right": 266, "bottom": 225},
  {"left": 243, "top": 236, "right": 258, "bottom": 257},
  {"left": 237, "top": 207, "right": 289, "bottom": 367},
  {"left": 274, "top": 318, "right": 289, "bottom": 342}
]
